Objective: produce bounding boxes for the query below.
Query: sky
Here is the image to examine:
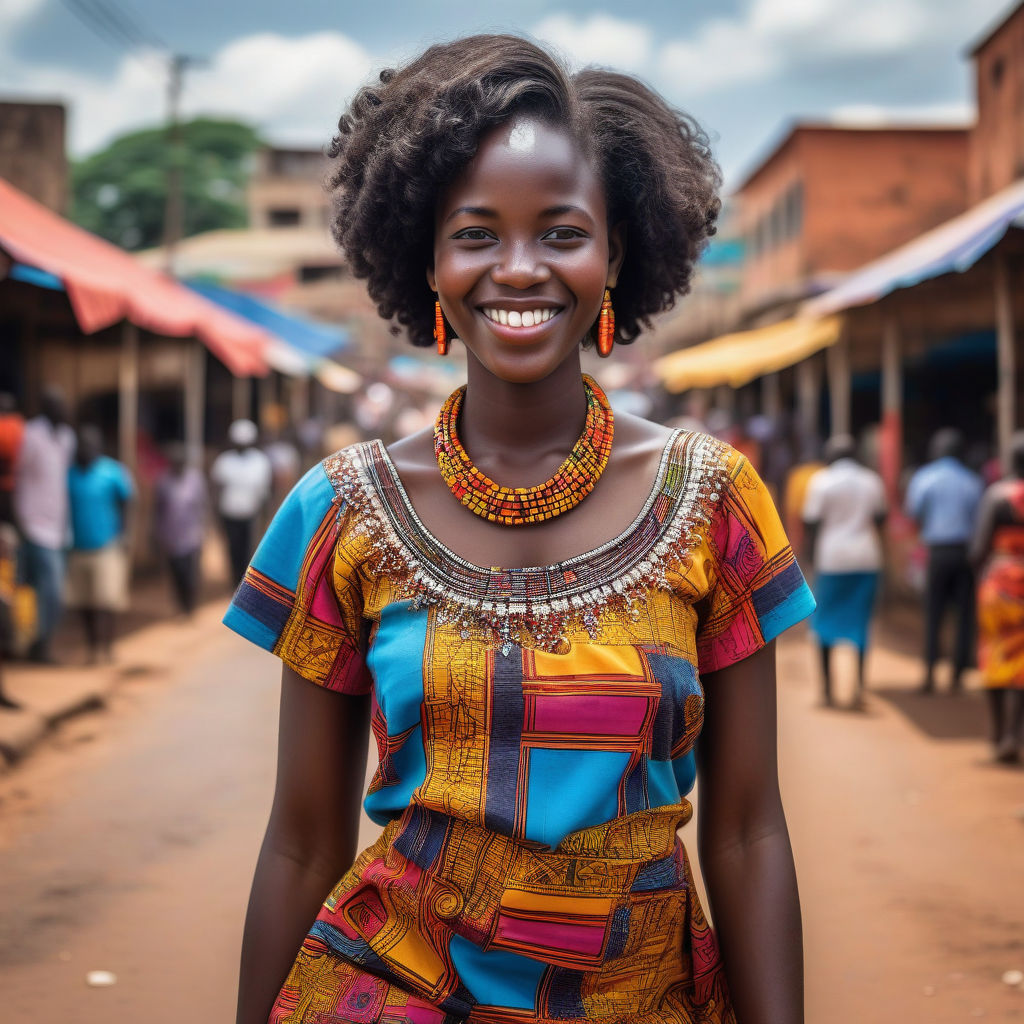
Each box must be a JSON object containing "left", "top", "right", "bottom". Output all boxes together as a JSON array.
[{"left": 2, "top": 0, "right": 1015, "bottom": 188}]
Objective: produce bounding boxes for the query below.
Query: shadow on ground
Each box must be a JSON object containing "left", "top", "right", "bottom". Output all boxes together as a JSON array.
[{"left": 870, "top": 686, "right": 989, "bottom": 740}]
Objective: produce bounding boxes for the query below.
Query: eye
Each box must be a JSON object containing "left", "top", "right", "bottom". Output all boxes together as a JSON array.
[
  {"left": 451, "top": 228, "right": 494, "bottom": 242},
  {"left": 543, "top": 226, "right": 587, "bottom": 242}
]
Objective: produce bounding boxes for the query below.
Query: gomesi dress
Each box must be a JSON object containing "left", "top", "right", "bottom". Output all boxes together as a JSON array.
[{"left": 224, "top": 430, "right": 815, "bottom": 1024}]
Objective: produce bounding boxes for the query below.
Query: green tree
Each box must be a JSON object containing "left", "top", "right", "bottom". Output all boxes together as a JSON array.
[{"left": 71, "top": 118, "right": 264, "bottom": 251}]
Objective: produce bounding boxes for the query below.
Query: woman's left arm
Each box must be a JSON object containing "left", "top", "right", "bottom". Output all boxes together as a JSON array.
[{"left": 696, "top": 640, "right": 803, "bottom": 1024}]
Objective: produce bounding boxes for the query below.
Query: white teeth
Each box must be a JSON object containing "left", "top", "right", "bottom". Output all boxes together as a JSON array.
[{"left": 483, "top": 308, "right": 559, "bottom": 327}]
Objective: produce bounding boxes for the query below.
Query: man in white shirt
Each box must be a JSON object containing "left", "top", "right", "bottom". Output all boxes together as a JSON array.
[
  {"left": 210, "top": 420, "right": 273, "bottom": 586},
  {"left": 14, "top": 389, "right": 75, "bottom": 663},
  {"left": 803, "top": 435, "right": 887, "bottom": 707}
]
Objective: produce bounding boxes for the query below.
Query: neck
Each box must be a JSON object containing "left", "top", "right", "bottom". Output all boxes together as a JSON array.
[{"left": 459, "top": 350, "right": 588, "bottom": 461}]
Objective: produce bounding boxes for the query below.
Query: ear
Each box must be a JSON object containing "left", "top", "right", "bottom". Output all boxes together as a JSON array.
[
  {"left": 606, "top": 221, "right": 626, "bottom": 288},
  {"left": 426, "top": 266, "right": 437, "bottom": 292}
]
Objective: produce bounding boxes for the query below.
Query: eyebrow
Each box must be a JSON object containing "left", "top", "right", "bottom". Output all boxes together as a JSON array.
[{"left": 444, "top": 203, "right": 594, "bottom": 223}]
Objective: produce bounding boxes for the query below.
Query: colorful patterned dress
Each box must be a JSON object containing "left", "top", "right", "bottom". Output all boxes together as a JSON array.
[
  {"left": 224, "top": 430, "right": 815, "bottom": 1024},
  {"left": 977, "top": 479, "right": 1024, "bottom": 689}
]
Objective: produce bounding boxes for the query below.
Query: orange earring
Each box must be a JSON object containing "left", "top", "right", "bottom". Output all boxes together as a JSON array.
[
  {"left": 434, "top": 300, "right": 449, "bottom": 356},
  {"left": 597, "top": 289, "right": 615, "bottom": 357}
]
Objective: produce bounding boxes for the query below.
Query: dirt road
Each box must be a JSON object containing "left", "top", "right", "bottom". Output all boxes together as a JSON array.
[{"left": 0, "top": 604, "right": 1020, "bottom": 1022}]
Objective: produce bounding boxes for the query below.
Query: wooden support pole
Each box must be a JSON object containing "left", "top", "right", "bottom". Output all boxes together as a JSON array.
[
  {"left": 880, "top": 314, "right": 903, "bottom": 508},
  {"left": 761, "top": 371, "right": 781, "bottom": 421},
  {"left": 184, "top": 341, "right": 206, "bottom": 469},
  {"left": 826, "top": 331, "right": 851, "bottom": 438},
  {"left": 796, "top": 355, "right": 821, "bottom": 456},
  {"left": 118, "top": 320, "right": 139, "bottom": 473},
  {"left": 258, "top": 373, "right": 276, "bottom": 432},
  {"left": 995, "top": 255, "right": 1017, "bottom": 472},
  {"left": 232, "top": 374, "right": 251, "bottom": 423}
]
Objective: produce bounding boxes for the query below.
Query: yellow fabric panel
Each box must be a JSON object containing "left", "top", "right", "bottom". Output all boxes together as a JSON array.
[
  {"left": 655, "top": 315, "right": 843, "bottom": 391},
  {"left": 500, "top": 889, "right": 615, "bottom": 916}
]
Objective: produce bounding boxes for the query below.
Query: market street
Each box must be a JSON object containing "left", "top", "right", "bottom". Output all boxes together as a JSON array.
[{"left": 0, "top": 602, "right": 1021, "bottom": 1024}]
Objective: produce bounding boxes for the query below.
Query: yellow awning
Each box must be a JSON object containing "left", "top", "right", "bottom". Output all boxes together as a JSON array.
[{"left": 655, "top": 315, "right": 843, "bottom": 392}]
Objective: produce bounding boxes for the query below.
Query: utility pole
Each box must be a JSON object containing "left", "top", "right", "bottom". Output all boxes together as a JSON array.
[{"left": 162, "top": 54, "right": 198, "bottom": 274}]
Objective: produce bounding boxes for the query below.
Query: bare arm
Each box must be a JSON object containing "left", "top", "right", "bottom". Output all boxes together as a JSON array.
[
  {"left": 697, "top": 642, "right": 803, "bottom": 1024},
  {"left": 236, "top": 666, "right": 371, "bottom": 1024}
]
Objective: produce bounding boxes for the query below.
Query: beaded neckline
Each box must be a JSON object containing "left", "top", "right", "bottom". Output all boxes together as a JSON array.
[{"left": 324, "top": 430, "right": 730, "bottom": 651}]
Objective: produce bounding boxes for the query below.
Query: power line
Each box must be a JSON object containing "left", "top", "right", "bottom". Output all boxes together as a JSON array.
[{"left": 60, "top": 0, "right": 166, "bottom": 54}]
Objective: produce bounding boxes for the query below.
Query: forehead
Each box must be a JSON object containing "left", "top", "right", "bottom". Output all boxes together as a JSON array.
[{"left": 438, "top": 117, "right": 606, "bottom": 219}]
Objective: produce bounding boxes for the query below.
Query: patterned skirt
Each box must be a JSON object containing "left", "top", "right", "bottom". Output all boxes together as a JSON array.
[
  {"left": 978, "top": 554, "right": 1024, "bottom": 688},
  {"left": 269, "top": 803, "right": 736, "bottom": 1024}
]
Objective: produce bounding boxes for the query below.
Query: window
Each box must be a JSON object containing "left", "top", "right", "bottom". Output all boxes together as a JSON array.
[{"left": 268, "top": 208, "right": 301, "bottom": 227}]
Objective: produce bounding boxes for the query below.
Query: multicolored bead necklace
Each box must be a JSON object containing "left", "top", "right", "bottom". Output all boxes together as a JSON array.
[{"left": 434, "top": 374, "right": 614, "bottom": 526}]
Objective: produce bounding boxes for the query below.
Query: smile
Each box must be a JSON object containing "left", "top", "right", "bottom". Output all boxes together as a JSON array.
[{"left": 481, "top": 307, "right": 562, "bottom": 328}]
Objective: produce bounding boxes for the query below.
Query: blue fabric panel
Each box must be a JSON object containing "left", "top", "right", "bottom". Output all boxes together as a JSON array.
[
  {"left": 752, "top": 564, "right": 816, "bottom": 643},
  {"left": 364, "top": 724, "right": 427, "bottom": 826},
  {"left": 645, "top": 650, "right": 700, "bottom": 760},
  {"left": 366, "top": 603, "right": 429, "bottom": 734},
  {"left": 631, "top": 853, "right": 680, "bottom": 893},
  {"left": 645, "top": 759, "right": 680, "bottom": 810},
  {"left": 525, "top": 748, "right": 630, "bottom": 848},
  {"left": 673, "top": 751, "right": 697, "bottom": 796},
  {"left": 393, "top": 805, "right": 448, "bottom": 869},
  {"left": 622, "top": 758, "right": 646, "bottom": 815},
  {"left": 448, "top": 934, "right": 546, "bottom": 1011},
  {"left": 545, "top": 969, "right": 586, "bottom": 1017},
  {"left": 811, "top": 571, "right": 878, "bottom": 651},
  {"left": 484, "top": 645, "right": 524, "bottom": 835},
  {"left": 604, "top": 905, "right": 632, "bottom": 960},
  {"left": 246, "top": 463, "right": 336, "bottom": 592},
  {"left": 222, "top": 602, "right": 280, "bottom": 653}
]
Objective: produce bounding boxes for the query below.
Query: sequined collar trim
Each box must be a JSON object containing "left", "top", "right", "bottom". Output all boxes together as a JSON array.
[{"left": 324, "top": 430, "right": 730, "bottom": 650}]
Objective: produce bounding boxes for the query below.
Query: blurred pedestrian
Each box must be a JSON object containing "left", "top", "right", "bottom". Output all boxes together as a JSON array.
[
  {"left": 153, "top": 443, "right": 208, "bottom": 617},
  {"left": 970, "top": 431, "right": 1024, "bottom": 763},
  {"left": 13, "top": 388, "right": 74, "bottom": 663},
  {"left": 803, "top": 435, "right": 887, "bottom": 707},
  {"left": 263, "top": 428, "right": 301, "bottom": 510},
  {"left": 0, "top": 392, "right": 25, "bottom": 526},
  {"left": 66, "top": 425, "right": 135, "bottom": 664},
  {"left": 0, "top": 523, "right": 19, "bottom": 709},
  {"left": 211, "top": 419, "right": 272, "bottom": 586},
  {"left": 905, "top": 428, "right": 984, "bottom": 693}
]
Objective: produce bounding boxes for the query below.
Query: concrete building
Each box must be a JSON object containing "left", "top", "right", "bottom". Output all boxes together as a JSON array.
[
  {"left": 246, "top": 146, "right": 331, "bottom": 231},
  {"left": 735, "top": 124, "right": 970, "bottom": 319},
  {"left": 0, "top": 102, "right": 67, "bottom": 214},
  {"left": 969, "top": 0, "right": 1024, "bottom": 202}
]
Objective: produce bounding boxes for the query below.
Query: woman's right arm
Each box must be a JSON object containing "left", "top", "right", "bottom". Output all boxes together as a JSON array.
[{"left": 236, "top": 665, "right": 371, "bottom": 1024}]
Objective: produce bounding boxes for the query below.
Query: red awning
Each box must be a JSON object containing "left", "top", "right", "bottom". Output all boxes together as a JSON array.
[{"left": 0, "top": 178, "right": 269, "bottom": 376}]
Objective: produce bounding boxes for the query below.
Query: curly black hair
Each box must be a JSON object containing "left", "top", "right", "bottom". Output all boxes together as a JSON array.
[{"left": 326, "top": 34, "right": 721, "bottom": 348}]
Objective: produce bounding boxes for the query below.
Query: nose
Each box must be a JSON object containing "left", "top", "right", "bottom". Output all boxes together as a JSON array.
[{"left": 490, "top": 240, "right": 551, "bottom": 289}]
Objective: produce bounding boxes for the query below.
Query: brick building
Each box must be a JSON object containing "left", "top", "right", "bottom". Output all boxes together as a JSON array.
[
  {"left": 970, "top": 0, "right": 1024, "bottom": 202},
  {"left": 0, "top": 102, "right": 67, "bottom": 213},
  {"left": 735, "top": 124, "right": 970, "bottom": 318}
]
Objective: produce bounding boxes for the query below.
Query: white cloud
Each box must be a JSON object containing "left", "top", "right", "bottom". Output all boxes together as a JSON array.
[
  {"left": 0, "top": 30, "right": 375, "bottom": 155},
  {"left": 828, "top": 101, "right": 974, "bottom": 127},
  {"left": 536, "top": 1, "right": 1008, "bottom": 100},
  {"left": 531, "top": 13, "right": 654, "bottom": 72}
]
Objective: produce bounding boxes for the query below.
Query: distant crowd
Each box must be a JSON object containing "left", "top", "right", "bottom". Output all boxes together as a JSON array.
[{"left": 0, "top": 388, "right": 307, "bottom": 703}]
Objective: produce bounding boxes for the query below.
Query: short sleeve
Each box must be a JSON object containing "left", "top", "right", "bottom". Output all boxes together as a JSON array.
[
  {"left": 696, "top": 452, "right": 816, "bottom": 675},
  {"left": 222, "top": 461, "right": 371, "bottom": 695}
]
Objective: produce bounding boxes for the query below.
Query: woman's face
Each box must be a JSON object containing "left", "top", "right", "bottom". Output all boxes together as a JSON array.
[{"left": 429, "top": 116, "right": 624, "bottom": 385}]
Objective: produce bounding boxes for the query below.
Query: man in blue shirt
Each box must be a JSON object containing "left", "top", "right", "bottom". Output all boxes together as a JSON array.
[
  {"left": 905, "top": 428, "right": 984, "bottom": 693},
  {"left": 66, "top": 425, "right": 135, "bottom": 663}
]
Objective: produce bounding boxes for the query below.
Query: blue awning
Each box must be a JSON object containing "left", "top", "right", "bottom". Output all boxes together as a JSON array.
[
  {"left": 805, "top": 177, "right": 1024, "bottom": 317},
  {"left": 9, "top": 262, "right": 65, "bottom": 290},
  {"left": 185, "top": 279, "right": 348, "bottom": 357}
]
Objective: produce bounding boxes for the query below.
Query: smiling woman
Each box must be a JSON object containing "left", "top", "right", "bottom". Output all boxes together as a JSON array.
[{"left": 224, "top": 33, "right": 814, "bottom": 1024}]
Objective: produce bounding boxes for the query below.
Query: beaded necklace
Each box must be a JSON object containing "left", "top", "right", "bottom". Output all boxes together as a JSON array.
[{"left": 433, "top": 374, "right": 614, "bottom": 526}]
